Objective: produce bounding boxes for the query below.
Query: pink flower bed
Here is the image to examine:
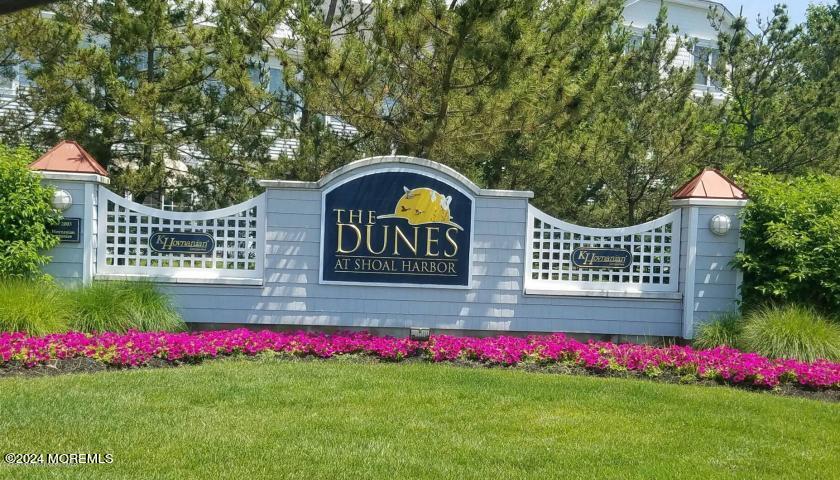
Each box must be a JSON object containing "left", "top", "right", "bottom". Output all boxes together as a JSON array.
[{"left": 1, "top": 329, "right": 839, "bottom": 390}]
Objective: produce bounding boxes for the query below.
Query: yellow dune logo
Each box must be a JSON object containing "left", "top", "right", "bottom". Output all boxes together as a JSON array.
[{"left": 378, "top": 187, "right": 463, "bottom": 230}]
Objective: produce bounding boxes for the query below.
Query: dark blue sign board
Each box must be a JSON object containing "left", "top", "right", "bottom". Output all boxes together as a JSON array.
[
  {"left": 571, "top": 247, "right": 633, "bottom": 269},
  {"left": 50, "top": 218, "right": 81, "bottom": 243},
  {"left": 149, "top": 232, "right": 215, "bottom": 254},
  {"left": 322, "top": 171, "right": 473, "bottom": 287}
]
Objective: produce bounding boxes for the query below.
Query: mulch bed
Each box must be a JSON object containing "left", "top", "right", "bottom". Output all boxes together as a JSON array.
[{"left": 2, "top": 354, "right": 837, "bottom": 402}]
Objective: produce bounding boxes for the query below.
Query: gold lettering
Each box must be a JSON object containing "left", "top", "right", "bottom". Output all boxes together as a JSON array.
[
  {"left": 425, "top": 227, "right": 440, "bottom": 257},
  {"left": 444, "top": 227, "right": 459, "bottom": 257},
  {"left": 365, "top": 224, "right": 389, "bottom": 255},
  {"left": 333, "top": 208, "right": 346, "bottom": 224},
  {"left": 349, "top": 210, "right": 363, "bottom": 224},
  {"left": 368, "top": 210, "right": 377, "bottom": 224},
  {"left": 393, "top": 225, "right": 418, "bottom": 256},
  {"left": 336, "top": 223, "right": 362, "bottom": 254}
]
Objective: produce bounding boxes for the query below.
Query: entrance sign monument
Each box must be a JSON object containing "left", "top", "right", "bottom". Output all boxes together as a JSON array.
[{"left": 32, "top": 144, "right": 748, "bottom": 340}]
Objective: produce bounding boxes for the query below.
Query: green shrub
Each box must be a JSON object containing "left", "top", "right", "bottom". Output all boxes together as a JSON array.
[
  {"left": 734, "top": 174, "right": 840, "bottom": 312},
  {"left": 741, "top": 305, "right": 840, "bottom": 362},
  {"left": 0, "top": 144, "right": 61, "bottom": 279},
  {"left": 694, "top": 312, "right": 744, "bottom": 349},
  {"left": 69, "top": 281, "right": 185, "bottom": 333},
  {"left": 0, "top": 280, "right": 71, "bottom": 335}
]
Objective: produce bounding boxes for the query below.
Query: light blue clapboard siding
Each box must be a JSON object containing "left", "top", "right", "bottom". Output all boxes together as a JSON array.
[
  {"left": 167, "top": 287, "right": 679, "bottom": 310},
  {"left": 689, "top": 205, "right": 742, "bottom": 324},
  {"left": 41, "top": 180, "right": 88, "bottom": 284},
  {"left": 695, "top": 270, "right": 737, "bottom": 285},
  {"left": 473, "top": 221, "right": 524, "bottom": 236},
  {"left": 44, "top": 262, "right": 84, "bottom": 279},
  {"left": 266, "top": 201, "right": 321, "bottom": 215},
  {"left": 164, "top": 162, "right": 686, "bottom": 337},
  {"left": 473, "top": 237, "right": 525, "bottom": 249},
  {"left": 694, "top": 283, "right": 741, "bottom": 299},
  {"left": 474, "top": 207, "right": 524, "bottom": 222},
  {"left": 265, "top": 228, "right": 321, "bottom": 242},
  {"left": 266, "top": 213, "right": 321, "bottom": 227},
  {"left": 167, "top": 308, "right": 682, "bottom": 336}
]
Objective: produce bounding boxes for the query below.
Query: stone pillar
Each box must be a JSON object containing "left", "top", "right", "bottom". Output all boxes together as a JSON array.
[{"left": 670, "top": 169, "right": 748, "bottom": 339}]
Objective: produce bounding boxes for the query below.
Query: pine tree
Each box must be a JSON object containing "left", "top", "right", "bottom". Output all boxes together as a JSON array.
[
  {"left": 1, "top": 0, "right": 297, "bottom": 208},
  {"left": 313, "top": 0, "right": 624, "bottom": 183},
  {"left": 711, "top": 4, "right": 839, "bottom": 174},
  {"left": 0, "top": 7, "right": 77, "bottom": 143},
  {"left": 530, "top": 5, "right": 712, "bottom": 226},
  {"left": 274, "top": 0, "right": 376, "bottom": 181}
]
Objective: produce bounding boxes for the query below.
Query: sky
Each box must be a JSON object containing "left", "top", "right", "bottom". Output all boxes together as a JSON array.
[{"left": 718, "top": 0, "right": 830, "bottom": 27}]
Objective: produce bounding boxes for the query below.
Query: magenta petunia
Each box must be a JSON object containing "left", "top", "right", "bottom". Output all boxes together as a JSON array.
[{"left": 1, "top": 330, "right": 838, "bottom": 390}]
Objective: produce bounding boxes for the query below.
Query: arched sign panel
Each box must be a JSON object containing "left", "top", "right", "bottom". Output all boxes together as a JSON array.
[{"left": 321, "top": 170, "right": 473, "bottom": 287}]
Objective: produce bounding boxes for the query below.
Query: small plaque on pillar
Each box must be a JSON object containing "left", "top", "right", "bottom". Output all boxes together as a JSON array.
[{"left": 49, "top": 218, "right": 82, "bottom": 243}]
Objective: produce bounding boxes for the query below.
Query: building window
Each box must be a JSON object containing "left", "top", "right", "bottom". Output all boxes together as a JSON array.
[
  {"left": 627, "top": 33, "right": 645, "bottom": 50},
  {"left": 247, "top": 65, "right": 286, "bottom": 95},
  {"left": 268, "top": 67, "right": 284, "bottom": 95},
  {"left": 0, "top": 60, "right": 37, "bottom": 90},
  {"left": 17, "top": 62, "right": 37, "bottom": 87},
  {"left": 0, "top": 68, "right": 12, "bottom": 90},
  {"left": 248, "top": 66, "right": 261, "bottom": 86},
  {"left": 693, "top": 45, "right": 721, "bottom": 89}
]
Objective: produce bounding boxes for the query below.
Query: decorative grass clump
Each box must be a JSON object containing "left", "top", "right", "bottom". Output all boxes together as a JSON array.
[
  {"left": 694, "top": 311, "right": 744, "bottom": 349},
  {"left": 121, "top": 281, "right": 184, "bottom": 332},
  {"left": 0, "top": 280, "right": 71, "bottom": 336},
  {"left": 69, "top": 281, "right": 185, "bottom": 333},
  {"left": 68, "top": 281, "right": 135, "bottom": 333},
  {"left": 0, "top": 279, "right": 185, "bottom": 334},
  {"left": 741, "top": 305, "right": 840, "bottom": 362}
]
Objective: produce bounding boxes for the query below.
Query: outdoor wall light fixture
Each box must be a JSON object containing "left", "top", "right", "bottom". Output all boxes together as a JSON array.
[
  {"left": 52, "top": 189, "right": 73, "bottom": 212},
  {"left": 709, "top": 214, "right": 732, "bottom": 236}
]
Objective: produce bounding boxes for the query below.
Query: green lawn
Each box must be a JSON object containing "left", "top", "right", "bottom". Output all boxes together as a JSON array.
[{"left": 1, "top": 359, "right": 838, "bottom": 479}]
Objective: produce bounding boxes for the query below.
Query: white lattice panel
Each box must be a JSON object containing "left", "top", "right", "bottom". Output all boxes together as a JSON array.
[
  {"left": 525, "top": 206, "right": 681, "bottom": 293},
  {"left": 96, "top": 187, "right": 265, "bottom": 283}
]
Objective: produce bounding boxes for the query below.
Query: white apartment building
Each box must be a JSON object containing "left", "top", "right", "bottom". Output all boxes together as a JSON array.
[{"left": 623, "top": 0, "right": 739, "bottom": 98}]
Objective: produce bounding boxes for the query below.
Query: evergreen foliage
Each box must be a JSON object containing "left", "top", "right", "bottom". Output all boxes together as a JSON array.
[
  {"left": 0, "top": 1, "right": 837, "bottom": 225},
  {"left": 710, "top": 4, "right": 839, "bottom": 175}
]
